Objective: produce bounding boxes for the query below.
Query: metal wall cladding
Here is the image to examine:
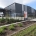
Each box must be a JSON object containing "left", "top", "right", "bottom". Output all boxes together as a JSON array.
[
  {"left": 35, "top": 10, "right": 36, "bottom": 17},
  {"left": 4, "top": 3, "right": 36, "bottom": 17},
  {"left": 27, "top": 6, "right": 31, "bottom": 14},
  {"left": 15, "top": 3, "right": 22, "bottom": 13},
  {"left": 5, "top": 3, "right": 16, "bottom": 17},
  {"left": 5, "top": 3, "right": 15, "bottom": 12},
  {"left": 22, "top": 5, "right": 27, "bottom": 17}
]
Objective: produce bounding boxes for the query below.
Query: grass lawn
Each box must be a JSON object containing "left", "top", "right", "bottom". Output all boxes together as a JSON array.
[
  {"left": 25, "top": 28, "right": 36, "bottom": 36},
  {"left": 12, "top": 24, "right": 36, "bottom": 36}
]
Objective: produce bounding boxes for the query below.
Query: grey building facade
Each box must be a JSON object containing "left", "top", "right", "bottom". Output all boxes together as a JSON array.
[
  {"left": 35, "top": 10, "right": 36, "bottom": 17},
  {"left": 5, "top": 3, "right": 22, "bottom": 17},
  {"left": 4, "top": 3, "right": 36, "bottom": 18}
]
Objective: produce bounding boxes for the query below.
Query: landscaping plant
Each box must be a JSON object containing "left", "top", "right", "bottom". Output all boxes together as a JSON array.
[
  {"left": 8, "top": 24, "right": 15, "bottom": 30},
  {"left": 18, "top": 23, "right": 23, "bottom": 27},
  {"left": 0, "top": 18, "right": 5, "bottom": 23},
  {"left": 2, "top": 26, "right": 7, "bottom": 30},
  {"left": 0, "top": 28, "right": 5, "bottom": 34}
]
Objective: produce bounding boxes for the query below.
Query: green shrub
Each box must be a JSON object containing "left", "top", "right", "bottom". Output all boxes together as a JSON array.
[
  {"left": 0, "top": 26, "right": 7, "bottom": 34},
  {"left": 8, "top": 19, "right": 15, "bottom": 23},
  {"left": 8, "top": 24, "right": 15, "bottom": 30},
  {"left": 0, "top": 19, "right": 1, "bottom": 22},
  {"left": 5, "top": 18, "right": 10, "bottom": 23},
  {"left": 11, "top": 24, "right": 16, "bottom": 27},
  {"left": 0, "top": 18, "right": 21, "bottom": 24},
  {"left": 18, "top": 23, "right": 23, "bottom": 27},
  {"left": 8, "top": 26, "right": 15, "bottom": 30},
  {"left": 0, "top": 18, "right": 5, "bottom": 23},
  {"left": 5, "top": 18, "right": 15, "bottom": 24},
  {"left": 9, "top": 19, "right": 20, "bottom": 23},
  {"left": 10, "top": 19, "right": 15, "bottom": 23},
  {"left": 15, "top": 19, "right": 20, "bottom": 22},
  {"left": 2, "top": 26, "right": 7, "bottom": 30},
  {"left": 0, "top": 28, "right": 4, "bottom": 34}
]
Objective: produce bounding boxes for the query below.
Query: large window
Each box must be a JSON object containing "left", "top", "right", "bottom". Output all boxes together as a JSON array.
[{"left": 0, "top": 12, "right": 3, "bottom": 17}]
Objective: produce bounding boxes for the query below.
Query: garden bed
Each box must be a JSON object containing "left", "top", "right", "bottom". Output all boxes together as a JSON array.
[
  {"left": 12, "top": 24, "right": 36, "bottom": 36},
  {"left": 0, "top": 21, "right": 36, "bottom": 36},
  {"left": 24, "top": 28, "right": 36, "bottom": 36},
  {"left": 0, "top": 18, "right": 21, "bottom": 26},
  {"left": 0, "top": 18, "right": 36, "bottom": 26}
]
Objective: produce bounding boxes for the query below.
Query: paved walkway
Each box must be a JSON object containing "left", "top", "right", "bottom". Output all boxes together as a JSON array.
[
  {"left": 30, "top": 18, "right": 36, "bottom": 21},
  {"left": 0, "top": 23, "right": 17, "bottom": 27}
]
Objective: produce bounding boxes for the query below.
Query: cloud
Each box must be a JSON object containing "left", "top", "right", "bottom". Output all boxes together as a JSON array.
[
  {"left": 14, "top": 0, "right": 36, "bottom": 4},
  {"left": 0, "top": 0, "right": 14, "bottom": 8},
  {"left": 22, "top": 0, "right": 36, "bottom": 4},
  {"left": 0, "top": 0, "right": 36, "bottom": 8}
]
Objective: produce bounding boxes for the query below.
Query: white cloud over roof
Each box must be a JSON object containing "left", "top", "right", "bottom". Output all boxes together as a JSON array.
[{"left": 0, "top": 0, "right": 36, "bottom": 8}]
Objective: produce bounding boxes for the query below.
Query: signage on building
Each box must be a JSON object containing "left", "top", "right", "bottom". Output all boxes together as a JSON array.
[{"left": 24, "top": 11, "right": 27, "bottom": 18}]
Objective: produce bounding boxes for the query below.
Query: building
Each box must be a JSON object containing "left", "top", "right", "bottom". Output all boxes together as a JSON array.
[
  {"left": 4, "top": 3, "right": 22, "bottom": 17},
  {"left": 35, "top": 10, "right": 36, "bottom": 17},
  {"left": 4, "top": 3, "right": 36, "bottom": 17},
  {"left": 0, "top": 3, "right": 36, "bottom": 20}
]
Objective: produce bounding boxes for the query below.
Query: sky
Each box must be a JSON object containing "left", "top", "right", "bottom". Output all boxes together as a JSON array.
[{"left": 0, "top": 0, "right": 36, "bottom": 9}]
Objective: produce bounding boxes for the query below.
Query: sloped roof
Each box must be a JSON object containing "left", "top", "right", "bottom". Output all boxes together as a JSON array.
[{"left": 0, "top": 8, "right": 5, "bottom": 12}]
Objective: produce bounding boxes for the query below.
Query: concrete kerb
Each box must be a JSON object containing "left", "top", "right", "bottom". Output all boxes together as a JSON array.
[
  {"left": 0, "top": 20, "right": 35, "bottom": 28},
  {"left": 0, "top": 22, "right": 23, "bottom": 28},
  {"left": 0, "top": 23, "right": 16, "bottom": 28}
]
